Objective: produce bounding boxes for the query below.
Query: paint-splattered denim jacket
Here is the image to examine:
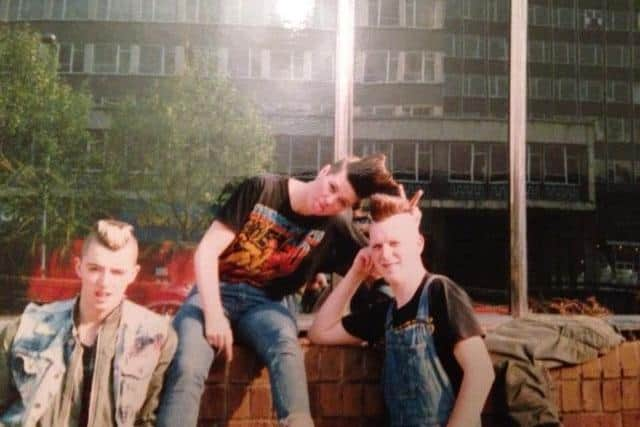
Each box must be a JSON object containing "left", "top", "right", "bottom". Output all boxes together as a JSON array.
[{"left": 0, "top": 298, "right": 176, "bottom": 427}]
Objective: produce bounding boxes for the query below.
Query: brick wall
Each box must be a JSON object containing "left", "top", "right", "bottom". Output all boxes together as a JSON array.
[{"left": 198, "top": 341, "right": 640, "bottom": 427}]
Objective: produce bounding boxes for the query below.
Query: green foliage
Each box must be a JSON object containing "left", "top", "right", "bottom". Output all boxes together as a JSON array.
[
  {"left": 107, "top": 62, "right": 274, "bottom": 241},
  {"left": 0, "top": 27, "right": 119, "bottom": 272}
]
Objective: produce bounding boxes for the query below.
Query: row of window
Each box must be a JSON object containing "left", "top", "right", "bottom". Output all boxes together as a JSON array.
[
  {"left": 274, "top": 137, "right": 587, "bottom": 186},
  {"left": 597, "top": 160, "right": 640, "bottom": 185},
  {"left": 1, "top": 0, "right": 445, "bottom": 29},
  {"left": 446, "top": 35, "right": 639, "bottom": 68},
  {"left": 58, "top": 43, "right": 443, "bottom": 84},
  {"left": 446, "top": 0, "right": 636, "bottom": 32},
  {"left": 445, "top": 74, "right": 640, "bottom": 105}
]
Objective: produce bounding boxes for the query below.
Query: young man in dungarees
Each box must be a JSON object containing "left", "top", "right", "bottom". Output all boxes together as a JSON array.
[{"left": 310, "top": 193, "right": 494, "bottom": 427}]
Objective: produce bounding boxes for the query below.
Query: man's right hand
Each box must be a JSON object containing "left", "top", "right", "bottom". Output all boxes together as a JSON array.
[{"left": 204, "top": 309, "right": 234, "bottom": 361}]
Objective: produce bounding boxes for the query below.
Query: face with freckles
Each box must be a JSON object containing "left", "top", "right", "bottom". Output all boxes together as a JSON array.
[
  {"left": 75, "top": 240, "right": 140, "bottom": 318},
  {"left": 368, "top": 213, "right": 424, "bottom": 286}
]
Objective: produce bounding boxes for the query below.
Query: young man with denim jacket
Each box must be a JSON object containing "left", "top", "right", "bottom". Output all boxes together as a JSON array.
[
  {"left": 158, "top": 154, "right": 400, "bottom": 427},
  {"left": 310, "top": 194, "right": 494, "bottom": 427},
  {"left": 0, "top": 220, "right": 177, "bottom": 427}
]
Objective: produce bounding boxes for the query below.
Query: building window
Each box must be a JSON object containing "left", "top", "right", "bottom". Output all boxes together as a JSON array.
[
  {"left": 400, "top": 105, "right": 437, "bottom": 117},
  {"left": 553, "top": 42, "right": 575, "bottom": 64},
  {"left": 463, "top": 74, "right": 486, "bottom": 97},
  {"left": 529, "top": 4, "right": 550, "bottom": 26},
  {"left": 445, "top": 74, "right": 462, "bottom": 96},
  {"left": 270, "top": 51, "right": 305, "bottom": 80},
  {"left": 489, "top": 75, "right": 508, "bottom": 98},
  {"left": 275, "top": 136, "right": 328, "bottom": 177},
  {"left": 93, "top": 44, "right": 119, "bottom": 73},
  {"left": 555, "top": 7, "right": 575, "bottom": 29},
  {"left": 487, "top": 0, "right": 508, "bottom": 22},
  {"left": 402, "top": 51, "right": 436, "bottom": 82},
  {"left": 139, "top": 45, "right": 175, "bottom": 75},
  {"left": 606, "top": 45, "right": 630, "bottom": 68},
  {"left": 606, "top": 80, "right": 630, "bottom": 103},
  {"left": 607, "top": 118, "right": 631, "bottom": 143},
  {"left": 393, "top": 142, "right": 418, "bottom": 181},
  {"left": 444, "top": 33, "right": 463, "bottom": 57},
  {"left": 528, "top": 39, "right": 551, "bottom": 63},
  {"left": 64, "top": 0, "right": 89, "bottom": 19},
  {"left": 610, "top": 160, "right": 633, "bottom": 184},
  {"left": 363, "top": 50, "right": 398, "bottom": 83},
  {"left": 463, "top": 34, "right": 485, "bottom": 59},
  {"left": 368, "top": 0, "right": 400, "bottom": 26},
  {"left": 356, "top": 140, "right": 394, "bottom": 164},
  {"left": 312, "top": 0, "right": 336, "bottom": 29},
  {"left": 488, "top": 37, "right": 507, "bottom": 60},
  {"left": 417, "top": 143, "right": 432, "bottom": 181},
  {"left": 583, "top": 8, "right": 604, "bottom": 30},
  {"left": 566, "top": 146, "right": 582, "bottom": 184},
  {"left": 312, "top": 52, "right": 334, "bottom": 81},
  {"left": 580, "top": 80, "right": 603, "bottom": 102},
  {"left": 462, "top": 0, "right": 484, "bottom": 20},
  {"left": 579, "top": 44, "right": 603, "bottom": 66},
  {"left": 555, "top": 78, "right": 577, "bottom": 101},
  {"left": 405, "top": 0, "right": 435, "bottom": 28},
  {"left": 490, "top": 144, "right": 507, "bottom": 182},
  {"left": 198, "top": 0, "right": 220, "bottom": 23},
  {"left": 529, "top": 78, "right": 554, "bottom": 100},
  {"left": 544, "top": 145, "right": 566, "bottom": 183},
  {"left": 228, "top": 48, "right": 261, "bottom": 79},
  {"left": 449, "top": 143, "right": 472, "bottom": 181},
  {"left": 17, "top": 0, "right": 45, "bottom": 19},
  {"left": 58, "top": 43, "right": 85, "bottom": 73},
  {"left": 528, "top": 144, "right": 543, "bottom": 183},
  {"left": 607, "top": 10, "right": 629, "bottom": 31}
]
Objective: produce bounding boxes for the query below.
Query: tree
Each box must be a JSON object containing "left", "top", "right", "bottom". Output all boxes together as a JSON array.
[
  {"left": 0, "top": 27, "right": 119, "bottom": 273},
  {"left": 107, "top": 61, "right": 274, "bottom": 242}
]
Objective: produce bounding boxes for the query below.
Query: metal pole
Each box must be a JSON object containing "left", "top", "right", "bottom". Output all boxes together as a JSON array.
[
  {"left": 334, "top": 0, "right": 355, "bottom": 160},
  {"left": 509, "top": 0, "right": 528, "bottom": 317}
]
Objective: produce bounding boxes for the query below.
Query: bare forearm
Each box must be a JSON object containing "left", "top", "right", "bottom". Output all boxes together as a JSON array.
[
  {"left": 309, "top": 269, "right": 363, "bottom": 343},
  {"left": 446, "top": 364, "right": 494, "bottom": 427},
  {"left": 195, "top": 250, "right": 223, "bottom": 316}
]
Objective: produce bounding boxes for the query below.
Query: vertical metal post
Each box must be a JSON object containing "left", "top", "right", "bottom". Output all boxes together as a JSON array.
[
  {"left": 334, "top": 0, "right": 355, "bottom": 160},
  {"left": 509, "top": 0, "right": 529, "bottom": 317}
]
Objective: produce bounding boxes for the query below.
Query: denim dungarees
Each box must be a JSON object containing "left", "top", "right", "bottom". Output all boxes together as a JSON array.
[{"left": 383, "top": 275, "right": 455, "bottom": 427}]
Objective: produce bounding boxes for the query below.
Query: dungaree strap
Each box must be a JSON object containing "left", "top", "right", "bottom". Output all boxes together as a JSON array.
[{"left": 416, "top": 274, "right": 441, "bottom": 322}]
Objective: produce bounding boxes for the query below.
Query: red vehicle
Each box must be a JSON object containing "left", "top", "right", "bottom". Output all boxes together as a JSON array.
[{"left": 28, "top": 240, "right": 196, "bottom": 315}]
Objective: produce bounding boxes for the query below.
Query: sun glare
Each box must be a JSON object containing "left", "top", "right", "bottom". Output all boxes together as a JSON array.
[{"left": 275, "top": 0, "right": 315, "bottom": 29}]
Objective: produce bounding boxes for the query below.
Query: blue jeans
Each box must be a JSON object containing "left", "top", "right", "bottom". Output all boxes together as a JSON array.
[{"left": 157, "top": 283, "right": 313, "bottom": 427}]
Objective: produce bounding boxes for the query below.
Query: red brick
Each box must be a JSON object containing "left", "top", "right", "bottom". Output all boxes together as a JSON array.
[
  {"left": 622, "top": 378, "right": 640, "bottom": 410},
  {"left": 622, "top": 410, "right": 640, "bottom": 427},
  {"left": 562, "top": 365, "right": 582, "bottom": 380},
  {"left": 250, "top": 386, "right": 274, "bottom": 418},
  {"left": 229, "top": 347, "right": 256, "bottom": 383},
  {"left": 363, "top": 349, "right": 383, "bottom": 381},
  {"left": 308, "top": 383, "right": 320, "bottom": 416},
  {"left": 319, "top": 347, "right": 343, "bottom": 380},
  {"left": 562, "top": 413, "right": 622, "bottom": 427},
  {"left": 253, "top": 365, "right": 270, "bottom": 385},
  {"left": 363, "top": 384, "right": 384, "bottom": 417},
  {"left": 549, "top": 368, "right": 562, "bottom": 381},
  {"left": 553, "top": 382, "right": 562, "bottom": 412},
  {"left": 228, "top": 385, "right": 251, "bottom": 419},
  {"left": 582, "top": 358, "right": 603, "bottom": 379},
  {"left": 199, "top": 384, "right": 227, "bottom": 420},
  {"left": 343, "top": 348, "right": 366, "bottom": 381},
  {"left": 304, "top": 345, "right": 321, "bottom": 382},
  {"left": 619, "top": 343, "right": 640, "bottom": 378},
  {"left": 342, "top": 384, "right": 363, "bottom": 416},
  {"left": 562, "top": 380, "right": 582, "bottom": 412},
  {"left": 603, "top": 380, "right": 622, "bottom": 412},
  {"left": 582, "top": 380, "right": 603, "bottom": 411},
  {"left": 602, "top": 348, "right": 621, "bottom": 379},
  {"left": 319, "top": 383, "right": 343, "bottom": 416}
]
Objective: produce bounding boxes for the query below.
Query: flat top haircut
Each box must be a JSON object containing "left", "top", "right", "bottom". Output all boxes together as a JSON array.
[
  {"left": 329, "top": 154, "right": 401, "bottom": 199},
  {"left": 369, "top": 194, "right": 413, "bottom": 223},
  {"left": 82, "top": 219, "right": 139, "bottom": 259}
]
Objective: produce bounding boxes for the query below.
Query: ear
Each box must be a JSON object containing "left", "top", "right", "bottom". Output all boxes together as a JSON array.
[
  {"left": 417, "top": 234, "right": 425, "bottom": 253},
  {"left": 126, "top": 264, "right": 141, "bottom": 286},
  {"left": 317, "top": 164, "right": 331, "bottom": 177},
  {"left": 73, "top": 256, "right": 82, "bottom": 279}
]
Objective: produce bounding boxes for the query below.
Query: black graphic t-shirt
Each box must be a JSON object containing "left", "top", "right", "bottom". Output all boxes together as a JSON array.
[
  {"left": 216, "top": 175, "right": 363, "bottom": 298},
  {"left": 342, "top": 275, "right": 484, "bottom": 393}
]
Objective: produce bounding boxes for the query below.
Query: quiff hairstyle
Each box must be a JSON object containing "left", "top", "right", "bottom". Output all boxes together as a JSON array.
[
  {"left": 81, "top": 219, "right": 139, "bottom": 260},
  {"left": 369, "top": 194, "right": 413, "bottom": 223},
  {"left": 329, "top": 153, "right": 401, "bottom": 199}
]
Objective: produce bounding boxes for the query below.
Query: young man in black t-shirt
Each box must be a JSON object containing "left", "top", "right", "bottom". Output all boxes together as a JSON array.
[
  {"left": 309, "top": 194, "right": 494, "bottom": 427},
  {"left": 158, "top": 155, "right": 400, "bottom": 427}
]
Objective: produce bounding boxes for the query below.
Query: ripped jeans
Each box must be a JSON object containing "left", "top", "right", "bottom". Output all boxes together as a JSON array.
[{"left": 157, "top": 283, "right": 313, "bottom": 427}]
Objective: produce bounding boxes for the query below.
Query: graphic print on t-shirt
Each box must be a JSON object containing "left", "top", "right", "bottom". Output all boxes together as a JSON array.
[{"left": 219, "top": 204, "right": 325, "bottom": 286}]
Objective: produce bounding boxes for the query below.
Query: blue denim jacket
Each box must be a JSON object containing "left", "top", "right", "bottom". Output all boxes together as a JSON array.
[{"left": 0, "top": 298, "right": 170, "bottom": 427}]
